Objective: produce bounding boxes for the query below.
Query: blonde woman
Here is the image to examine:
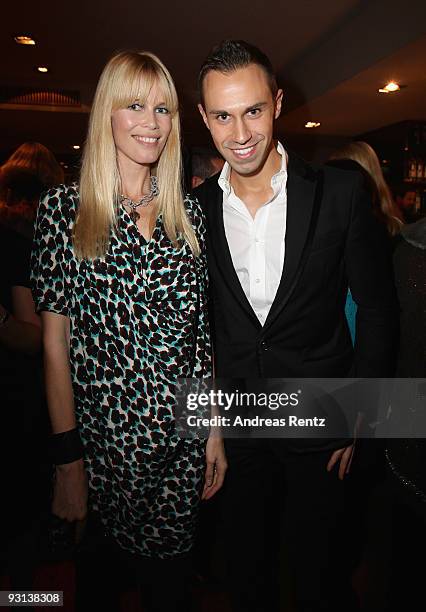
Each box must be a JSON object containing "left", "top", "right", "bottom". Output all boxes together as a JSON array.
[
  {"left": 329, "top": 141, "right": 404, "bottom": 236},
  {"left": 328, "top": 142, "right": 404, "bottom": 343},
  {"left": 31, "top": 51, "right": 226, "bottom": 612}
]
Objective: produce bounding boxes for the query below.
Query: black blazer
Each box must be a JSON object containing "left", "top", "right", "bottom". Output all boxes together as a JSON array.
[{"left": 194, "top": 153, "right": 399, "bottom": 382}]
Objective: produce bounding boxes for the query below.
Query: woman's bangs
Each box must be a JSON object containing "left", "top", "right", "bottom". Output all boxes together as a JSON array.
[
  {"left": 111, "top": 64, "right": 154, "bottom": 111},
  {"left": 111, "top": 61, "right": 177, "bottom": 114},
  {"left": 154, "top": 69, "right": 178, "bottom": 114}
]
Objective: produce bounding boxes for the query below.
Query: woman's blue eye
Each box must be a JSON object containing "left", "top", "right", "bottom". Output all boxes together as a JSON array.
[
  {"left": 128, "top": 103, "right": 143, "bottom": 111},
  {"left": 156, "top": 107, "right": 169, "bottom": 114}
]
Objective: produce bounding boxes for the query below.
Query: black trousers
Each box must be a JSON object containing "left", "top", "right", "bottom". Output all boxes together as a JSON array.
[{"left": 221, "top": 439, "right": 358, "bottom": 612}]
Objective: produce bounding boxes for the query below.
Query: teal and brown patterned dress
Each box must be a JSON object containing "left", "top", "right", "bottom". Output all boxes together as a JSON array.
[{"left": 31, "top": 184, "right": 211, "bottom": 558}]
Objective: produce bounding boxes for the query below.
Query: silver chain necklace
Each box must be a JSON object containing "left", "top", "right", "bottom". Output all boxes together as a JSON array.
[{"left": 120, "top": 175, "right": 159, "bottom": 223}]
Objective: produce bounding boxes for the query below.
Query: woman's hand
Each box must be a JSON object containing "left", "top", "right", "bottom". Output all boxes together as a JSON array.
[
  {"left": 327, "top": 444, "right": 355, "bottom": 480},
  {"left": 326, "top": 411, "right": 363, "bottom": 480},
  {"left": 202, "top": 435, "right": 227, "bottom": 500},
  {"left": 52, "top": 458, "right": 88, "bottom": 522},
  {"left": 0, "top": 289, "right": 41, "bottom": 355}
]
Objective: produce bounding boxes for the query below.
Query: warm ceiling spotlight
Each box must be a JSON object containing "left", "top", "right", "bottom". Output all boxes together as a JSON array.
[
  {"left": 14, "top": 35, "right": 36, "bottom": 45},
  {"left": 385, "top": 81, "right": 400, "bottom": 92},
  {"left": 72, "top": 145, "right": 81, "bottom": 150},
  {"left": 378, "top": 81, "right": 401, "bottom": 94},
  {"left": 37, "top": 66, "right": 48, "bottom": 73},
  {"left": 305, "top": 121, "right": 321, "bottom": 128}
]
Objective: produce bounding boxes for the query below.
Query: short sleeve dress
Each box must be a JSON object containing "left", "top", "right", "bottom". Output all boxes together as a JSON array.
[{"left": 31, "top": 184, "right": 212, "bottom": 559}]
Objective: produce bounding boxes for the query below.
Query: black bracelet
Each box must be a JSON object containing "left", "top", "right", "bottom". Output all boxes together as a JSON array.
[{"left": 50, "top": 428, "right": 84, "bottom": 465}]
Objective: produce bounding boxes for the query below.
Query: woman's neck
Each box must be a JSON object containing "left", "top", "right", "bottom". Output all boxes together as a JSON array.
[{"left": 119, "top": 161, "right": 151, "bottom": 200}]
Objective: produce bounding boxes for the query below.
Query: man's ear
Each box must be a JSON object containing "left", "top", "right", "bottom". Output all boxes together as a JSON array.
[
  {"left": 274, "top": 89, "right": 284, "bottom": 120},
  {"left": 198, "top": 103, "right": 210, "bottom": 131}
]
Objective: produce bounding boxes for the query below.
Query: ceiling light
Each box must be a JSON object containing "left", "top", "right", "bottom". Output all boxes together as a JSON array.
[
  {"left": 37, "top": 66, "right": 48, "bottom": 73},
  {"left": 305, "top": 121, "right": 321, "bottom": 128},
  {"left": 72, "top": 145, "right": 80, "bottom": 150},
  {"left": 378, "top": 81, "right": 400, "bottom": 94},
  {"left": 14, "top": 35, "right": 36, "bottom": 45}
]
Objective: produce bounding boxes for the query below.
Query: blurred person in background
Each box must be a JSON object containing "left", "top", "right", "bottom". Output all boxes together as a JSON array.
[
  {"left": 191, "top": 147, "right": 224, "bottom": 188},
  {"left": 0, "top": 222, "right": 49, "bottom": 594},
  {"left": 31, "top": 50, "right": 224, "bottom": 612},
  {"left": 0, "top": 142, "right": 64, "bottom": 238},
  {"left": 0, "top": 145, "right": 62, "bottom": 575},
  {"left": 385, "top": 215, "right": 426, "bottom": 611},
  {"left": 393, "top": 217, "right": 426, "bottom": 377},
  {"left": 329, "top": 141, "right": 403, "bottom": 239},
  {"left": 328, "top": 141, "right": 404, "bottom": 342},
  {"left": 394, "top": 185, "right": 419, "bottom": 224},
  {"left": 328, "top": 142, "right": 408, "bottom": 610}
]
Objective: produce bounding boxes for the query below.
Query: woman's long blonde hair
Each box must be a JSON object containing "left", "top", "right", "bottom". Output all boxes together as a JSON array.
[
  {"left": 330, "top": 141, "right": 403, "bottom": 236},
  {"left": 75, "top": 50, "right": 199, "bottom": 259}
]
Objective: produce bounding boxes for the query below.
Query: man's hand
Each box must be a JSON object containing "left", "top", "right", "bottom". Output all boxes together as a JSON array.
[
  {"left": 327, "top": 444, "right": 355, "bottom": 480},
  {"left": 52, "top": 458, "right": 88, "bottom": 521},
  {"left": 202, "top": 435, "right": 228, "bottom": 500}
]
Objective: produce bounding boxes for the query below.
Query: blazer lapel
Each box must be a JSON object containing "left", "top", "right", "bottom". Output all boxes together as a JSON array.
[
  {"left": 203, "top": 178, "right": 261, "bottom": 328},
  {"left": 264, "top": 154, "right": 321, "bottom": 331}
]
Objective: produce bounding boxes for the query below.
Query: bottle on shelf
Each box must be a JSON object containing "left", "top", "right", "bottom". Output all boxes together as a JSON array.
[
  {"left": 413, "top": 124, "right": 422, "bottom": 147},
  {"left": 422, "top": 189, "right": 426, "bottom": 215},
  {"left": 409, "top": 158, "right": 417, "bottom": 181},
  {"left": 415, "top": 191, "right": 421, "bottom": 214}
]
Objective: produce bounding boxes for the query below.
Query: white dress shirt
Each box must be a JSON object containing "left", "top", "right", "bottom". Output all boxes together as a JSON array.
[{"left": 219, "top": 142, "right": 288, "bottom": 326}]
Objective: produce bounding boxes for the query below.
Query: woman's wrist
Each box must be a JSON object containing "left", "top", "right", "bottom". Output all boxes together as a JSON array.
[{"left": 56, "top": 457, "right": 84, "bottom": 472}]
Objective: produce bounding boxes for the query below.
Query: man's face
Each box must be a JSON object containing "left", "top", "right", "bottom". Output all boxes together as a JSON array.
[
  {"left": 198, "top": 64, "right": 283, "bottom": 177},
  {"left": 402, "top": 191, "right": 416, "bottom": 208}
]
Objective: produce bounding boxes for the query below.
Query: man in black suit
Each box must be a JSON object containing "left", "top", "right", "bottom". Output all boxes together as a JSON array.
[{"left": 195, "top": 40, "right": 398, "bottom": 612}]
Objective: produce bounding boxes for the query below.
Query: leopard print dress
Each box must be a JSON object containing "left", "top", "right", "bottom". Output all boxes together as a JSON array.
[{"left": 31, "top": 184, "right": 211, "bottom": 558}]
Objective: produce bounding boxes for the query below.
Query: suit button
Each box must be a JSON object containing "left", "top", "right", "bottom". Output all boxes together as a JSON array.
[{"left": 260, "top": 340, "right": 268, "bottom": 351}]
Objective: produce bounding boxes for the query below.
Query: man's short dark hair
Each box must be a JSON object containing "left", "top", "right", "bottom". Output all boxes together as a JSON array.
[
  {"left": 198, "top": 40, "right": 278, "bottom": 107},
  {"left": 393, "top": 184, "right": 416, "bottom": 199},
  {"left": 191, "top": 147, "right": 222, "bottom": 181}
]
